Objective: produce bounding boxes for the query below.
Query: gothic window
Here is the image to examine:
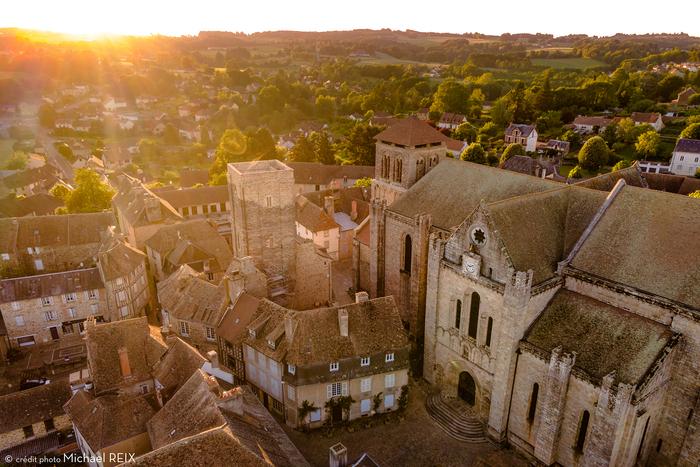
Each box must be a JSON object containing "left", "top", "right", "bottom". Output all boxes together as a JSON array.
[
  {"left": 454, "top": 300, "right": 462, "bottom": 329},
  {"left": 402, "top": 235, "right": 412, "bottom": 274},
  {"left": 528, "top": 383, "right": 539, "bottom": 422},
  {"left": 485, "top": 317, "right": 493, "bottom": 347},
  {"left": 576, "top": 410, "right": 590, "bottom": 452},
  {"left": 468, "top": 292, "right": 480, "bottom": 339},
  {"left": 416, "top": 159, "right": 425, "bottom": 179}
]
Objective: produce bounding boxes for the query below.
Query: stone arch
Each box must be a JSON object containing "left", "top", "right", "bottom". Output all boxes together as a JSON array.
[
  {"left": 458, "top": 371, "right": 477, "bottom": 406},
  {"left": 402, "top": 234, "right": 412, "bottom": 274}
]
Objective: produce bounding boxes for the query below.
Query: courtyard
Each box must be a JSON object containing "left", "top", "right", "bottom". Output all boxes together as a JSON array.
[{"left": 283, "top": 380, "right": 528, "bottom": 467}]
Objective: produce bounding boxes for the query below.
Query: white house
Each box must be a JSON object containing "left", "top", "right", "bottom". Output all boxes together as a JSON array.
[
  {"left": 504, "top": 123, "right": 538, "bottom": 152},
  {"left": 669, "top": 138, "right": 700, "bottom": 176},
  {"left": 631, "top": 112, "right": 665, "bottom": 132}
]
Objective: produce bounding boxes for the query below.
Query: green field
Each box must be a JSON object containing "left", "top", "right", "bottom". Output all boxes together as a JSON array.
[
  {"left": 0, "top": 139, "right": 15, "bottom": 167},
  {"left": 530, "top": 57, "right": 607, "bottom": 69}
]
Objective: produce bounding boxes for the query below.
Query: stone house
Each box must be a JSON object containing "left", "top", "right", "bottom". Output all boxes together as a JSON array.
[
  {"left": 242, "top": 294, "right": 410, "bottom": 427},
  {"left": 0, "top": 164, "right": 61, "bottom": 197},
  {"left": 437, "top": 112, "right": 467, "bottom": 130},
  {"left": 669, "top": 138, "right": 700, "bottom": 176},
  {"left": 295, "top": 195, "right": 340, "bottom": 259},
  {"left": 111, "top": 176, "right": 182, "bottom": 250},
  {"left": 572, "top": 116, "right": 613, "bottom": 134},
  {"left": 0, "top": 381, "right": 72, "bottom": 457},
  {"left": 631, "top": 112, "right": 665, "bottom": 131},
  {"left": 217, "top": 292, "right": 263, "bottom": 384},
  {"left": 144, "top": 219, "right": 232, "bottom": 283},
  {"left": 287, "top": 162, "right": 374, "bottom": 195},
  {"left": 157, "top": 265, "right": 230, "bottom": 353},
  {"left": 504, "top": 123, "right": 538, "bottom": 152},
  {"left": 155, "top": 185, "right": 232, "bottom": 242}
]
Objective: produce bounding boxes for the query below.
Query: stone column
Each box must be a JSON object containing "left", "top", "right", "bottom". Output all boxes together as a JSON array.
[
  {"left": 369, "top": 199, "right": 385, "bottom": 298},
  {"left": 533, "top": 346, "right": 576, "bottom": 465},
  {"left": 423, "top": 233, "right": 445, "bottom": 383}
]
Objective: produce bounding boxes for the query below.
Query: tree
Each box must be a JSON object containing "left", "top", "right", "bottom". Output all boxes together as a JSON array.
[
  {"left": 209, "top": 129, "right": 248, "bottom": 185},
  {"left": 616, "top": 118, "right": 637, "bottom": 144},
  {"left": 601, "top": 123, "right": 619, "bottom": 146},
  {"left": 49, "top": 183, "right": 72, "bottom": 202},
  {"left": 453, "top": 122, "right": 477, "bottom": 143},
  {"left": 535, "top": 110, "right": 561, "bottom": 133},
  {"left": 315, "top": 95, "right": 336, "bottom": 120},
  {"left": 339, "top": 122, "right": 382, "bottom": 165},
  {"left": 38, "top": 103, "right": 56, "bottom": 128},
  {"left": 297, "top": 400, "right": 318, "bottom": 431},
  {"left": 500, "top": 143, "right": 525, "bottom": 164},
  {"left": 490, "top": 96, "right": 513, "bottom": 127},
  {"left": 65, "top": 169, "right": 114, "bottom": 213},
  {"left": 430, "top": 79, "right": 471, "bottom": 115},
  {"left": 612, "top": 160, "right": 631, "bottom": 172},
  {"left": 258, "top": 85, "right": 284, "bottom": 114},
  {"left": 569, "top": 165, "right": 583, "bottom": 179},
  {"left": 288, "top": 134, "right": 316, "bottom": 162},
  {"left": 680, "top": 123, "right": 700, "bottom": 140},
  {"left": 245, "top": 128, "right": 279, "bottom": 161},
  {"left": 54, "top": 142, "right": 75, "bottom": 162},
  {"left": 354, "top": 177, "right": 372, "bottom": 188},
  {"left": 578, "top": 136, "right": 609, "bottom": 170},
  {"left": 635, "top": 131, "right": 660, "bottom": 159},
  {"left": 461, "top": 143, "right": 486, "bottom": 164},
  {"left": 309, "top": 131, "right": 335, "bottom": 164},
  {"left": 689, "top": 190, "right": 700, "bottom": 198},
  {"left": 560, "top": 129, "right": 582, "bottom": 148},
  {"left": 163, "top": 123, "right": 180, "bottom": 145},
  {"left": 3, "top": 152, "right": 27, "bottom": 170}
]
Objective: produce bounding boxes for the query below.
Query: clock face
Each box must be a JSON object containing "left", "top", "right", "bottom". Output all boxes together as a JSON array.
[{"left": 466, "top": 262, "right": 476, "bottom": 273}]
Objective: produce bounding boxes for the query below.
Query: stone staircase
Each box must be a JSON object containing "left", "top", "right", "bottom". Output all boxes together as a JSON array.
[{"left": 425, "top": 392, "right": 489, "bottom": 443}]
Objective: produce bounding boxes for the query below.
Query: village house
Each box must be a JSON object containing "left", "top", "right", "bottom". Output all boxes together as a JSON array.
[
  {"left": 144, "top": 219, "right": 232, "bottom": 283},
  {"left": 415, "top": 107, "right": 430, "bottom": 121},
  {"left": 669, "top": 138, "right": 700, "bottom": 176},
  {"left": 572, "top": 116, "right": 612, "bottom": 134},
  {"left": 295, "top": 195, "right": 340, "bottom": 259},
  {"left": 242, "top": 293, "right": 410, "bottom": 427},
  {"left": 0, "top": 193, "right": 63, "bottom": 218},
  {"left": 0, "top": 164, "right": 61, "bottom": 197},
  {"left": 504, "top": 123, "right": 538, "bottom": 152},
  {"left": 217, "top": 292, "right": 264, "bottom": 385},
  {"left": 631, "top": 112, "right": 665, "bottom": 131},
  {"left": 0, "top": 381, "right": 73, "bottom": 459},
  {"left": 111, "top": 176, "right": 183, "bottom": 250},
  {"left": 287, "top": 162, "right": 374, "bottom": 195},
  {"left": 500, "top": 155, "right": 564, "bottom": 181},
  {"left": 157, "top": 265, "right": 230, "bottom": 353},
  {"left": 673, "top": 87, "right": 696, "bottom": 105},
  {"left": 642, "top": 171, "right": 700, "bottom": 195},
  {"left": 154, "top": 185, "right": 232, "bottom": 242},
  {"left": 437, "top": 112, "right": 467, "bottom": 130}
]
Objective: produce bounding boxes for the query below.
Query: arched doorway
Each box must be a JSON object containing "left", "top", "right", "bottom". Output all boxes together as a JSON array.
[{"left": 458, "top": 371, "right": 476, "bottom": 406}]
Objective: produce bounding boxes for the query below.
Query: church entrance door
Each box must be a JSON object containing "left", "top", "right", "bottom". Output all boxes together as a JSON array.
[{"left": 458, "top": 371, "right": 476, "bottom": 406}]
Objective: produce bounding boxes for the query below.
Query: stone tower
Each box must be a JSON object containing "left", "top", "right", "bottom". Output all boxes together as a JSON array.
[
  {"left": 371, "top": 118, "right": 447, "bottom": 206},
  {"left": 227, "top": 160, "right": 296, "bottom": 279}
]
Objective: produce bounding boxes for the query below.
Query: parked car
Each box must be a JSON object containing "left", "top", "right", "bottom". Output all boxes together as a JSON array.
[{"left": 20, "top": 377, "right": 51, "bottom": 390}]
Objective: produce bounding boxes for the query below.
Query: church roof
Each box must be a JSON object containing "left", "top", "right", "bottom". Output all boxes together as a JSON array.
[
  {"left": 574, "top": 164, "right": 646, "bottom": 192},
  {"left": 570, "top": 185, "right": 700, "bottom": 309},
  {"left": 524, "top": 290, "right": 674, "bottom": 385},
  {"left": 374, "top": 118, "right": 446, "bottom": 147},
  {"left": 389, "top": 158, "right": 560, "bottom": 230}
]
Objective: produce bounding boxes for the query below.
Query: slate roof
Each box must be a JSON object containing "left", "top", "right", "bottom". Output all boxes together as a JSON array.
[
  {"left": 485, "top": 186, "right": 606, "bottom": 284},
  {"left": 285, "top": 296, "right": 409, "bottom": 367},
  {"left": 374, "top": 118, "right": 446, "bottom": 147},
  {"left": 178, "top": 168, "right": 210, "bottom": 188},
  {"left": 217, "top": 293, "right": 262, "bottom": 345},
  {"left": 295, "top": 196, "right": 339, "bottom": 233},
  {"left": 0, "top": 381, "right": 72, "bottom": 433},
  {"left": 144, "top": 220, "right": 232, "bottom": 274},
  {"left": 152, "top": 338, "right": 206, "bottom": 398},
  {"left": 0, "top": 193, "right": 63, "bottom": 218},
  {"left": 302, "top": 187, "right": 370, "bottom": 224},
  {"left": 286, "top": 162, "right": 374, "bottom": 186},
  {"left": 1, "top": 164, "right": 60, "bottom": 190},
  {"left": 524, "top": 290, "right": 674, "bottom": 385},
  {"left": 500, "top": 155, "right": 560, "bottom": 179},
  {"left": 573, "top": 116, "right": 612, "bottom": 127},
  {"left": 85, "top": 317, "right": 168, "bottom": 394},
  {"left": 146, "top": 370, "right": 308, "bottom": 466},
  {"left": 155, "top": 185, "right": 228, "bottom": 209},
  {"left": 156, "top": 265, "right": 229, "bottom": 326},
  {"left": 674, "top": 138, "right": 700, "bottom": 154},
  {"left": 643, "top": 172, "right": 700, "bottom": 195},
  {"left": 574, "top": 164, "right": 646, "bottom": 191},
  {"left": 95, "top": 229, "right": 146, "bottom": 281},
  {"left": 64, "top": 391, "right": 158, "bottom": 452},
  {"left": 388, "top": 158, "right": 560, "bottom": 230},
  {"left": 0, "top": 268, "right": 104, "bottom": 304},
  {"left": 505, "top": 123, "right": 536, "bottom": 137},
  {"left": 570, "top": 185, "right": 700, "bottom": 309},
  {"left": 112, "top": 176, "right": 182, "bottom": 228}
]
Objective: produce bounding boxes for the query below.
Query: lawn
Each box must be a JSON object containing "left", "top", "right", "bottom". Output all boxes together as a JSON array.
[
  {"left": 530, "top": 57, "right": 608, "bottom": 69},
  {"left": 0, "top": 139, "right": 16, "bottom": 167}
]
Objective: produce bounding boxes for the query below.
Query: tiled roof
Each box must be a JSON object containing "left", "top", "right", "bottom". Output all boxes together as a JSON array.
[
  {"left": 178, "top": 169, "right": 210, "bottom": 188},
  {"left": 524, "top": 289, "right": 674, "bottom": 384},
  {"left": 85, "top": 317, "right": 168, "bottom": 394},
  {"left": 0, "top": 268, "right": 104, "bottom": 304},
  {"left": 643, "top": 172, "right": 700, "bottom": 195},
  {"left": 286, "top": 162, "right": 374, "bottom": 186},
  {"left": 674, "top": 138, "right": 700, "bottom": 154},
  {"left": 1, "top": 164, "right": 60, "bottom": 189},
  {"left": 389, "top": 158, "right": 560, "bottom": 230},
  {"left": 570, "top": 185, "right": 700, "bottom": 309},
  {"left": 573, "top": 116, "right": 612, "bottom": 127},
  {"left": 0, "top": 193, "right": 63, "bottom": 218},
  {"left": 631, "top": 112, "right": 661, "bottom": 124},
  {"left": 374, "top": 118, "right": 446, "bottom": 147},
  {"left": 64, "top": 390, "right": 158, "bottom": 452},
  {"left": 0, "top": 381, "right": 72, "bottom": 433},
  {"left": 112, "top": 176, "right": 182, "bottom": 228},
  {"left": 155, "top": 185, "right": 228, "bottom": 209},
  {"left": 295, "top": 196, "right": 339, "bottom": 233},
  {"left": 152, "top": 338, "right": 206, "bottom": 398},
  {"left": 505, "top": 123, "right": 536, "bottom": 137},
  {"left": 217, "top": 293, "right": 262, "bottom": 344},
  {"left": 156, "top": 265, "right": 229, "bottom": 326},
  {"left": 95, "top": 228, "right": 146, "bottom": 281}
]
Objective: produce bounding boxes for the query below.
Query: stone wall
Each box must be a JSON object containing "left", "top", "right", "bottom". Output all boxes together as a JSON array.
[{"left": 293, "top": 241, "right": 332, "bottom": 310}]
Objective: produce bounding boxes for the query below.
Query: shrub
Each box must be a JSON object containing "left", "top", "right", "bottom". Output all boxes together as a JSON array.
[
  {"left": 578, "top": 136, "right": 609, "bottom": 170},
  {"left": 569, "top": 165, "right": 583, "bottom": 179}
]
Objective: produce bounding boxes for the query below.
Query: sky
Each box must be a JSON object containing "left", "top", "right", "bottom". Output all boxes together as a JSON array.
[{"left": 2, "top": 0, "right": 699, "bottom": 38}]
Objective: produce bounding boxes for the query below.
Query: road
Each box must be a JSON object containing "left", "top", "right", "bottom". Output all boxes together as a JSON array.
[{"left": 35, "top": 127, "right": 74, "bottom": 182}]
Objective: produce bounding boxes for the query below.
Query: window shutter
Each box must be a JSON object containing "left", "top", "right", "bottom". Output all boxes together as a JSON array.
[
  {"left": 327, "top": 384, "right": 332, "bottom": 399},
  {"left": 342, "top": 382, "right": 348, "bottom": 396}
]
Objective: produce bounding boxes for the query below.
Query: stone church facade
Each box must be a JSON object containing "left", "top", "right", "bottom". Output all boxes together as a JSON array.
[{"left": 368, "top": 122, "right": 699, "bottom": 466}]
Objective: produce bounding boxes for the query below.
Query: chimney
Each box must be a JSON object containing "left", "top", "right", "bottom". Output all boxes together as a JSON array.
[
  {"left": 355, "top": 291, "right": 369, "bottom": 304},
  {"left": 118, "top": 347, "right": 132, "bottom": 378},
  {"left": 324, "top": 196, "right": 335, "bottom": 216},
  {"left": 284, "top": 314, "right": 295, "bottom": 343},
  {"left": 329, "top": 443, "right": 348, "bottom": 467},
  {"left": 338, "top": 308, "right": 349, "bottom": 337},
  {"left": 207, "top": 350, "right": 219, "bottom": 369},
  {"left": 350, "top": 200, "right": 358, "bottom": 221}
]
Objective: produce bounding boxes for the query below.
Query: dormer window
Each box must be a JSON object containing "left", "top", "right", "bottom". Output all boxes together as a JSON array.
[
  {"left": 288, "top": 364, "right": 296, "bottom": 375},
  {"left": 330, "top": 362, "right": 339, "bottom": 372},
  {"left": 360, "top": 356, "right": 370, "bottom": 367},
  {"left": 385, "top": 353, "right": 395, "bottom": 363}
]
